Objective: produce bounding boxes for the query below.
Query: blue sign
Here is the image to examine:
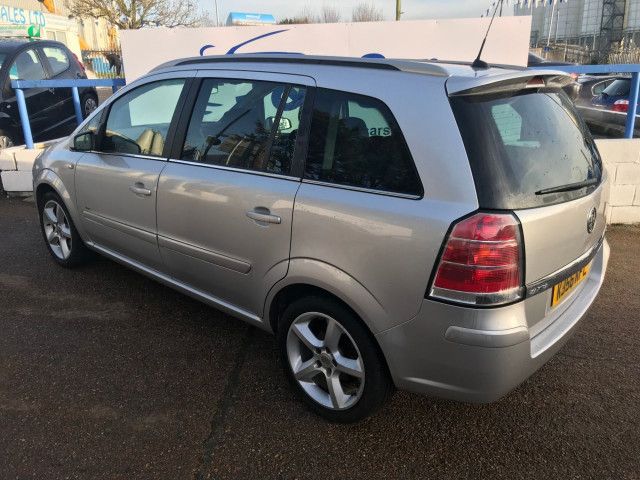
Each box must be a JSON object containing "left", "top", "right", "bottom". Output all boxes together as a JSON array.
[{"left": 226, "top": 12, "right": 276, "bottom": 26}]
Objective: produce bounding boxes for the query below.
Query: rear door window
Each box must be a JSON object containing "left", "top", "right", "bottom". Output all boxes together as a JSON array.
[
  {"left": 181, "top": 79, "right": 306, "bottom": 176},
  {"left": 9, "top": 49, "right": 47, "bottom": 81},
  {"left": 304, "top": 88, "right": 422, "bottom": 196},
  {"left": 602, "top": 79, "right": 630, "bottom": 97},
  {"left": 450, "top": 88, "right": 602, "bottom": 209}
]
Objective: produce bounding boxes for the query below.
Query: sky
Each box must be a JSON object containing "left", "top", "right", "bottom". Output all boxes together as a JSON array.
[{"left": 202, "top": 0, "right": 514, "bottom": 24}]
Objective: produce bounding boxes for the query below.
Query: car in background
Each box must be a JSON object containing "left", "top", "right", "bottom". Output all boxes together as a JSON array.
[
  {"left": 575, "top": 75, "right": 618, "bottom": 106},
  {"left": 577, "top": 76, "right": 640, "bottom": 137},
  {"left": 0, "top": 39, "right": 98, "bottom": 148},
  {"left": 527, "top": 52, "right": 580, "bottom": 100}
]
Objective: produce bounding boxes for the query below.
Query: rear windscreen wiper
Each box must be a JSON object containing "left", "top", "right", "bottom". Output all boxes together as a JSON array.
[{"left": 535, "top": 178, "right": 599, "bottom": 195}]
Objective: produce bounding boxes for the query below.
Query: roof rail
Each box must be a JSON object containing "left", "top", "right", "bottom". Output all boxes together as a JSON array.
[{"left": 173, "top": 54, "right": 401, "bottom": 71}]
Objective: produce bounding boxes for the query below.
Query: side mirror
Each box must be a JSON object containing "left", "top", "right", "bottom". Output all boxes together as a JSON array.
[
  {"left": 266, "top": 116, "right": 292, "bottom": 131},
  {"left": 72, "top": 131, "right": 95, "bottom": 151}
]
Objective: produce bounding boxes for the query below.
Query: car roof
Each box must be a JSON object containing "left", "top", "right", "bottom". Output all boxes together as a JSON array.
[
  {"left": 0, "top": 38, "right": 64, "bottom": 54},
  {"left": 151, "top": 53, "right": 529, "bottom": 80}
]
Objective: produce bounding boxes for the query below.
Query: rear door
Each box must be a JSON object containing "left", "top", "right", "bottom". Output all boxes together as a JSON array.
[
  {"left": 448, "top": 74, "right": 607, "bottom": 310},
  {"left": 75, "top": 73, "right": 191, "bottom": 270},
  {"left": 157, "top": 71, "right": 314, "bottom": 318}
]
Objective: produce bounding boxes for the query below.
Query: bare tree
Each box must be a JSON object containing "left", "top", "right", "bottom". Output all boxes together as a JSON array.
[
  {"left": 319, "top": 5, "right": 341, "bottom": 23},
  {"left": 279, "top": 6, "right": 317, "bottom": 24},
  {"left": 66, "top": 0, "right": 207, "bottom": 29},
  {"left": 351, "top": 3, "right": 384, "bottom": 22}
]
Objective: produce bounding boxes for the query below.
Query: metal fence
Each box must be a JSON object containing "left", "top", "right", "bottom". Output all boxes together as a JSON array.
[{"left": 80, "top": 49, "right": 124, "bottom": 78}]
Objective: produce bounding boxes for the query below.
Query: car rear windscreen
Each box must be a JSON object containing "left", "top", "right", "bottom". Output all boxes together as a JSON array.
[{"left": 449, "top": 88, "right": 602, "bottom": 209}]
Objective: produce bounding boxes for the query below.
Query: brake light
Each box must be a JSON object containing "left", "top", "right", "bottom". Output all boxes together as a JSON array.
[
  {"left": 526, "top": 76, "right": 545, "bottom": 88},
  {"left": 429, "top": 212, "right": 524, "bottom": 306},
  {"left": 612, "top": 99, "right": 629, "bottom": 113},
  {"left": 72, "top": 53, "right": 86, "bottom": 73}
]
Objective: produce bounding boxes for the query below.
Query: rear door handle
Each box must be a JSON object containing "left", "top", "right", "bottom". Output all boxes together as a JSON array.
[
  {"left": 129, "top": 182, "right": 152, "bottom": 196},
  {"left": 246, "top": 208, "right": 281, "bottom": 224}
]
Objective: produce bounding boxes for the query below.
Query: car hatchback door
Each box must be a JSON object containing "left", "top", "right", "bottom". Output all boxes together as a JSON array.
[
  {"left": 157, "top": 71, "right": 314, "bottom": 320},
  {"left": 75, "top": 73, "right": 192, "bottom": 270}
]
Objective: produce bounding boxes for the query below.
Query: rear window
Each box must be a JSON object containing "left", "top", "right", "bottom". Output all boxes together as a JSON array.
[
  {"left": 602, "top": 79, "right": 630, "bottom": 97},
  {"left": 450, "top": 88, "right": 602, "bottom": 209}
]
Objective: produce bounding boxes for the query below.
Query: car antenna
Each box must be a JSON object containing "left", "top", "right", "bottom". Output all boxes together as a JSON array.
[{"left": 472, "top": 0, "right": 504, "bottom": 70}]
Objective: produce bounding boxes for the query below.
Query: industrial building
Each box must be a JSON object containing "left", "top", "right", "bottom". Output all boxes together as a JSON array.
[{"left": 514, "top": 0, "right": 640, "bottom": 60}]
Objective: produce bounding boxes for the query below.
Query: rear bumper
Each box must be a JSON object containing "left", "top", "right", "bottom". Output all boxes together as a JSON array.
[{"left": 376, "top": 239, "right": 610, "bottom": 403}]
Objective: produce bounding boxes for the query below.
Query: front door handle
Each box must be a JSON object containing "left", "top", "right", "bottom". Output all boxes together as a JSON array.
[
  {"left": 246, "top": 208, "right": 281, "bottom": 224},
  {"left": 129, "top": 182, "right": 152, "bottom": 196}
]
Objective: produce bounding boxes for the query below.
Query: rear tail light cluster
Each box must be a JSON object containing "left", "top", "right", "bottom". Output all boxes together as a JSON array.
[
  {"left": 612, "top": 99, "right": 629, "bottom": 113},
  {"left": 429, "top": 212, "right": 524, "bottom": 306}
]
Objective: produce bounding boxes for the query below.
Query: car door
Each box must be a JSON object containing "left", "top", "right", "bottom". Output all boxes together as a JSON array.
[
  {"left": 157, "top": 71, "right": 314, "bottom": 319},
  {"left": 2, "top": 47, "right": 54, "bottom": 140},
  {"left": 75, "top": 73, "right": 192, "bottom": 271}
]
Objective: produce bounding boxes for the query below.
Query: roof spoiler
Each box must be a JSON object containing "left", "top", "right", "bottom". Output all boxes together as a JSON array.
[{"left": 447, "top": 69, "right": 573, "bottom": 97}]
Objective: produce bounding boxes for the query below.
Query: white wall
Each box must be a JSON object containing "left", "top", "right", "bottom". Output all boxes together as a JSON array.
[{"left": 120, "top": 17, "right": 532, "bottom": 81}]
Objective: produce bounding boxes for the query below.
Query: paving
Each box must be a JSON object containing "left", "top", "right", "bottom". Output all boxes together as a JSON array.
[{"left": 1, "top": 196, "right": 639, "bottom": 480}]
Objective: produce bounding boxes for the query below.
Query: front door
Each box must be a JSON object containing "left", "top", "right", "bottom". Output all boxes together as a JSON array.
[
  {"left": 157, "top": 72, "right": 313, "bottom": 318},
  {"left": 75, "top": 75, "right": 189, "bottom": 270}
]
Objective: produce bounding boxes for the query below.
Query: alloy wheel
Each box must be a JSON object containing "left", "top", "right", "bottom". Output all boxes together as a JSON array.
[
  {"left": 84, "top": 96, "right": 98, "bottom": 116},
  {"left": 286, "top": 312, "right": 365, "bottom": 410},
  {"left": 42, "top": 200, "right": 72, "bottom": 260}
]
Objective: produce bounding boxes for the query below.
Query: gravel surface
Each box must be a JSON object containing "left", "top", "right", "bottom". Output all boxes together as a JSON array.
[{"left": 1, "top": 196, "right": 638, "bottom": 480}]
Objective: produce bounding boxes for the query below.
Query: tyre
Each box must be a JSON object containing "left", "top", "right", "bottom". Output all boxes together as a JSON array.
[
  {"left": 0, "top": 128, "right": 17, "bottom": 149},
  {"left": 277, "top": 295, "right": 392, "bottom": 423},
  {"left": 38, "top": 191, "right": 91, "bottom": 267},
  {"left": 81, "top": 93, "right": 99, "bottom": 118}
]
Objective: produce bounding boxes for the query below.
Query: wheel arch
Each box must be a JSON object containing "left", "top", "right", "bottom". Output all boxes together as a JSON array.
[
  {"left": 34, "top": 169, "right": 89, "bottom": 242},
  {"left": 265, "top": 258, "right": 389, "bottom": 336}
]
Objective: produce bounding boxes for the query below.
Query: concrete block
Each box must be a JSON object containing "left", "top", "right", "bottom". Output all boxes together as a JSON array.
[
  {"left": 1, "top": 170, "right": 33, "bottom": 193},
  {"left": 595, "top": 139, "right": 640, "bottom": 164},
  {"left": 0, "top": 149, "right": 16, "bottom": 171},
  {"left": 609, "top": 184, "right": 636, "bottom": 206},
  {"left": 616, "top": 163, "right": 640, "bottom": 185},
  {"left": 14, "top": 148, "right": 42, "bottom": 171},
  {"left": 609, "top": 206, "right": 640, "bottom": 224}
]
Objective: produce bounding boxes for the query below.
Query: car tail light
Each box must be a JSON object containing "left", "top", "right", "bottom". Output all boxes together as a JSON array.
[
  {"left": 72, "top": 53, "right": 86, "bottom": 73},
  {"left": 570, "top": 73, "right": 579, "bottom": 81},
  {"left": 429, "top": 212, "right": 524, "bottom": 306},
  {"left": 612, "top": 99, "right": 629, "bottom": 113}
]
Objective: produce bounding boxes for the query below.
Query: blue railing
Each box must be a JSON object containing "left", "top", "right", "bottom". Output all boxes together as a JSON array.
[
  {"left": 10, "top": 78, "right": 126, "bottom": 149},
  {"left": 534, "top": 63, "right": 640, "bottom": 138}
]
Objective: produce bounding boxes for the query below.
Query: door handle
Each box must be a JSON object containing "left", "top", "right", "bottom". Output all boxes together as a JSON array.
[
  {"left": 129, "top": 182, "right": 152, "bottom": 196},
  {"left": 246, "top": 208, "right": 281, "bottom": 225}
]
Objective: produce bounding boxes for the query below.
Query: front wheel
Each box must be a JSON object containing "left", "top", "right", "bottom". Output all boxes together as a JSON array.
[
  {"left": 277, "top": 296, "right": 392, "bottom": 423},
  {"left": 81, "top": 93, "right": 99, "bottom": 118},
  {"left": 38, "top": 191, "right": 91, "bottom": 267}
]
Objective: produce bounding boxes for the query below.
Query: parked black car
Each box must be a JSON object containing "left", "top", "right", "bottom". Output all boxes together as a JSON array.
[
  {"left": 577, "top": 76, "right": 640, "bottom": 138},
  {"left": 0, "top": 38, "right": 98, "bottom": 148},
  {"left": 575, "top": 75, "right": 618, "bottom": 106}
]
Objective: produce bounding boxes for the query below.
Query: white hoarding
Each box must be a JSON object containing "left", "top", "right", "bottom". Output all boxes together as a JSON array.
[{"left": 120, "top": 17, "right": 532, "bottom": 81}]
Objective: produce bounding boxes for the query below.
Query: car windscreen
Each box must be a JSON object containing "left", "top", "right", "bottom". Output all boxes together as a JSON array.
[
  {"left": 449, "top": 88, "right": 602, "bottom": 210},
  {"left": 602, "top": 79, "right": 630, "bottom": 96}
]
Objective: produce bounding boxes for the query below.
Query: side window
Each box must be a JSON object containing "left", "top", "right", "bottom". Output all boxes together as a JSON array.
[
  {"left": 78, "top": 110, "right": 102, "bottom": 135},
  {"left": 181, "top": 79, "right": 306, "bottom": 176},
  {"left": 101, "top": 79, "right": 185, "bottom": 157},
  {"left": 9, "top": 50, "right": 47, "bottom": 81},
  {"left": 42, "top": 46, "right": 70, "bottom": 76},
  {"left": 305, "top": 88, "right": 422, "bottom": 196}
]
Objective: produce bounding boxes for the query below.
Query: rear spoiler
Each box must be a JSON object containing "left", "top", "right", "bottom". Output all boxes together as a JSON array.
[{"left": 446, "top": 69, "right": 574, "bottom": 97}]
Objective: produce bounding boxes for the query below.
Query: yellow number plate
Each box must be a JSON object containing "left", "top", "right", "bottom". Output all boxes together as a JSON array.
[{"left": 551, "top": 262, "right": 592, "bottom": 307}]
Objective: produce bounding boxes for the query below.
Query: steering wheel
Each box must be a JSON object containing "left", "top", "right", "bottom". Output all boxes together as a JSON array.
[{"left": 271, "top": 87, "right": 305, "bottom": 111}]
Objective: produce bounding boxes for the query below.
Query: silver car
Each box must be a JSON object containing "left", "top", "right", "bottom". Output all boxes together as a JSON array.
[{"left": 33, "top": 55, "right": 610, "bottom": 422}]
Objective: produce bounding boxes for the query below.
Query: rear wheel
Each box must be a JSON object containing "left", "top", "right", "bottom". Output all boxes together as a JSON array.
[
  {"left": 81, "top": 93, "right": 99, "bottom": 118},
  {"left": 277, "top": 295, "right": 392, "bottom": 423},
  {"left": 0, "top": 128, "right": 17, "bottom": 149},
  {"left": 38, "top": 191, "right": 91, "bottom": 267}
]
